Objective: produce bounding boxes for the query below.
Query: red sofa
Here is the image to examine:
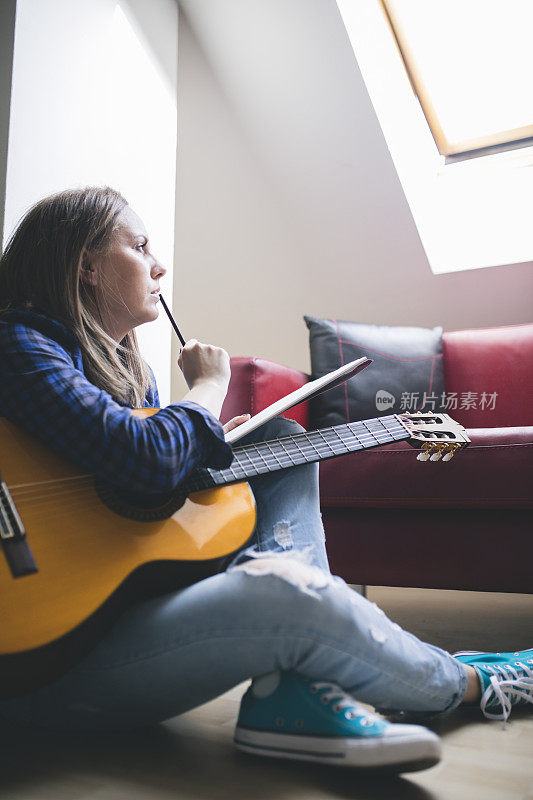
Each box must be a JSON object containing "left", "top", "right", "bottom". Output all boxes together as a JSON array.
[{"left": 221, "top": 324, "right": 533, "bottom": 593}]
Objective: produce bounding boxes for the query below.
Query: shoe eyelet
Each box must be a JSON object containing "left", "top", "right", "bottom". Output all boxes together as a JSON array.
[
  {"left": 320, "top": 695, "right": 329, "bottom": 705},
  {"left": 309, "top": 684, "right": 318, "bottom": 693},
  {"left": 360, "top": 717, "right": 373, "bottom": 727},
  {"left": 295, "top": 718, "right": 304, "bottom": 728},
  {"left": 345, "top": 710, "right": 354, "bottom": 720},
  {"left": 333, "top": 703, "right": 342, "bottom": 712},
  {"left": 276, "top": 717, "right": 284, "bottom": 727}
]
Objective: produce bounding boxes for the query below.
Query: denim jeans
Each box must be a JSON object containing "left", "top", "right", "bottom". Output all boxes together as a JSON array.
[{"left": 0, "top": 416, "right": 467, "bottom": 730}]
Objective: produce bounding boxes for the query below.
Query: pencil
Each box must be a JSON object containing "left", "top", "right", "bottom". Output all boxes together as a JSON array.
[{"left": 159, "top": 294, "right": 187, "bottom": 347}]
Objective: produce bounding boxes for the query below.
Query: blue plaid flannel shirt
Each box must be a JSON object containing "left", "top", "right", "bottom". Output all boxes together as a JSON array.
[{"left": 0, "top": 310, "right": 233, "bottom": 493}]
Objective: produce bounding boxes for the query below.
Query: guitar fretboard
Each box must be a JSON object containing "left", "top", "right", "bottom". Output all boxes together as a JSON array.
[{"left": 184, "top": 414, "right": 409, "bottom": 493}]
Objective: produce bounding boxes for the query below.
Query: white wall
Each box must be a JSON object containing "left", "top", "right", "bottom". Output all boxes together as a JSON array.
[
  {"left": 172, "top": 0, "right": 533, "bottom": 398},
  {"left": 0, "top": 0, "right": 16, "bottom": 248},
  {"left": 4, "top": 0, "right": 178, "bottom": 405}
]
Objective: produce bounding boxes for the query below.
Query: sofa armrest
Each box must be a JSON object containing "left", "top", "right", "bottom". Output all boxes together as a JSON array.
[
  {"left": 318, "top": 425, "right": 533, "bottom": 509},
  {"left": 221, "top": 356, "right": 310, "bottom": 429}
]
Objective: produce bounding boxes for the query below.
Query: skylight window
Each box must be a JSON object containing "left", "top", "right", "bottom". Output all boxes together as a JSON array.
[
  {"left": 336, "top": 0, "right": 533, "bottom": 273},
  {"left": 382, "top": 0, "right": 533, "bottom": 158}
]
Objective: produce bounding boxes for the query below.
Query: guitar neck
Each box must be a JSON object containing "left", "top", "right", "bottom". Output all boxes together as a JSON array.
[{"left": 184, "top": 414, "right": 410, "bottom": 492}]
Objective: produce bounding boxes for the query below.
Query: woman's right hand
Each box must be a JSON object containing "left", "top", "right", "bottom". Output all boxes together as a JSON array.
[{"left": 178, "top": 339, "right": 231, "bottom": 394}]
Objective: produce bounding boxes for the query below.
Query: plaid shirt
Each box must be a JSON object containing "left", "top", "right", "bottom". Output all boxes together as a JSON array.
[{"left": 0, "top": 310, "right": 233, "bottom": 494}]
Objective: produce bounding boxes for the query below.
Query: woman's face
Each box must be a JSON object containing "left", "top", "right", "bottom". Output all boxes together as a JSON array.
[{"left": 82, "top": 206, "right": 166, "bottom": 342}]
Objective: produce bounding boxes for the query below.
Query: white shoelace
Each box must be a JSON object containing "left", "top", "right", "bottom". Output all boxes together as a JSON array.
[
  {"left": 310, "top": 681, "right": 374, "bottom": 723},
  {"left": 480, "top": 659, "right": 533, "bottom": 729}
]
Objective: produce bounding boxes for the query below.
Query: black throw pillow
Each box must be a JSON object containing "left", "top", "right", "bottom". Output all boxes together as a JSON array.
[{"left": 304, "top": 316, "right": 445, "bottom": 427}]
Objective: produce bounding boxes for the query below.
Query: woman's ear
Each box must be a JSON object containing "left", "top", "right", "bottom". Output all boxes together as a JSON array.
[{"left": 79, "top": 249, "right": 98, "bottom": 287}]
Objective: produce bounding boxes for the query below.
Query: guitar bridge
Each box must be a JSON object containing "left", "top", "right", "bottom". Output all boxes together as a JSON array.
[{"left": 0, "top": 477, "right": 38, "bottom": 578}]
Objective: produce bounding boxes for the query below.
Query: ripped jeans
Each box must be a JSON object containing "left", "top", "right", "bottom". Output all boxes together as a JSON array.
[{"left": 0, "top": 417, "right": 467, "bottom": 730}]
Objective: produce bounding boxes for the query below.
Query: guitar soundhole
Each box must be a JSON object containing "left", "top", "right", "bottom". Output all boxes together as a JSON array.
[{"left": 94, "top": 479, "right": 186, "bottom": 522}]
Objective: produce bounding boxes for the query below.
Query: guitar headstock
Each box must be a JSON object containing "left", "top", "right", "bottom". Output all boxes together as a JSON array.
[{"left": 397, "top": 412, "right": 470, "bottom": 461}]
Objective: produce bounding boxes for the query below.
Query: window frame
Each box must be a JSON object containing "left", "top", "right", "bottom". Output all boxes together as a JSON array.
[{"left": 381, "top": 0, "right": 533, "bottom": 159}]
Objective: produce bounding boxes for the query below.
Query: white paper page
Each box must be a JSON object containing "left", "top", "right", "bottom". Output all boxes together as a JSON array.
[{"left": 225, "top": 357, "right": 371, "bottom": 444}]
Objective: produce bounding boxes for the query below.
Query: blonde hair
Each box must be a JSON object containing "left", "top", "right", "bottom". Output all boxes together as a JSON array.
[{"left": 0, "top": 186, "right": 154, "bottom": 407}]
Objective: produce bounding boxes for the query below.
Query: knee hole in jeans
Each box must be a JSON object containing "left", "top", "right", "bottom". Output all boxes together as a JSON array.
[{"left": 228, "top": 552, "right": 334, "bottom": 598}]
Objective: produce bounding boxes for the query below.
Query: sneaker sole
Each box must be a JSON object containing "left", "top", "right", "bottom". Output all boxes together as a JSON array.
[
  {"left": 234, "top": 726, "right": 441, "bottom": 773},
  {"left": 453, "top": 650, "right": 484, "bottom": 656},
  {"left": 453, "top": 648, "right": 533, "bottom": 658}
]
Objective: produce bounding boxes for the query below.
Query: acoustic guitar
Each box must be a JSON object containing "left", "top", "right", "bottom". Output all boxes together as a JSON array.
[{"left": 0, "top": 409, "right": 469, "bottom": 697}]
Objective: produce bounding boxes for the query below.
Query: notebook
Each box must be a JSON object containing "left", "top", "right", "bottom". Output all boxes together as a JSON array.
[{"left": 225, "top": 356, "right": 372, "bottom": 444}]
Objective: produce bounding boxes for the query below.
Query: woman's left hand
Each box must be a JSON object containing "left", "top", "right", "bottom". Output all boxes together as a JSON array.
[{"left": 223, "top": 414, "right": 251, "bottom": 434}]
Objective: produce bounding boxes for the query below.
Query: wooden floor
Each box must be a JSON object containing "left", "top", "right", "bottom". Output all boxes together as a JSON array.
[{"left": 1, "top": 586, "right": 532, "bottom": 800}]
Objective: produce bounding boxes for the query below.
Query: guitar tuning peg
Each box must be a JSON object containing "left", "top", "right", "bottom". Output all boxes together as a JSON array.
[
  {"left": 416, "top": 450, "right": 431, "bottom": 461},
  {"left": 442, "top": 450, "right": 455, "bottom": 462},
  {"left": 430, "top": 449, "right": 442, "bottom": 461}
]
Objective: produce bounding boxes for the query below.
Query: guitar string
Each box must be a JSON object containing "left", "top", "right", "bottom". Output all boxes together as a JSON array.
[
  {"left": 8, "top": 427, "right": 410, "bottom": 504},
  {"left": 8, "top": 434, "right": 408, "bottom": 507},
  {"left": 16, "top": 495, "right": 105, "bottom": 521},
  {"left": 6, "top": 416, "right": 406, "bottom": 491},
  {"left": 13, "top": 448, "right": 407, "bottom": 516},
  {"left": 22, "top": 494, "right": 146, "bottom": 520},
  {"left": 7, "top": 424, "right": 409, "bottom": 502},
  {"left": 163, "top": 425, "right": 408, "bottom": 492},
  {"left": 18, "top": 491, "right": 185, "bottom": 519},
  {"left": 7, "top": 425, "right": 392, "bottom": 489},
  {"left": 11, "top": 486, "right": 98, "bottom": 510},
  {"left": 8, "top": 478, "right": 93, "bottom": 496},
  {"left": 10, "top": 439, "right": 388, "bottom": 522},
  {"left": 211, "top": 422, "right": 407, "bottom": 479},
  {"left": 8, "top": 473, "right": 93, "bottom": 489},
  {"left": 171, "top": 424, "right": 406, "bottom": 489},
  {"left": 5, "top": 410, "right": 428, "bottom": 496},
  {"left": 8, "top": 474, "right": 93, "bottom": 491}
]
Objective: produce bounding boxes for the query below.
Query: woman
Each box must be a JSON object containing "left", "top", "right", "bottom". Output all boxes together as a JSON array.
[{"left": 0, "top": 186, "right": 530, "bottom": 773}]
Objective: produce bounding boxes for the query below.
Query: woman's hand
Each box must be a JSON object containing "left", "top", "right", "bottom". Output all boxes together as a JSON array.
[
  {"left": 223, "top": 414, "right": 251, "bottom": 435},
  {"left": 179, "top": 339, "right": 232, "bottom": 420},
  {"left": 178, "top": 339, "right": 231, "bottom": 393}
]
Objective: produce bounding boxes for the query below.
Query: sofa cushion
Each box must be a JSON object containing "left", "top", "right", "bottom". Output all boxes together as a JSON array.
[{"left": 304, "top": 316, "right": 445, "bottom": 428}]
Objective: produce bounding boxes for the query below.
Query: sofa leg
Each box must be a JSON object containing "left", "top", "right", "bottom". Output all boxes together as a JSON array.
[{"left": 350, "top": 584, "right": 367, "bottom": 598}]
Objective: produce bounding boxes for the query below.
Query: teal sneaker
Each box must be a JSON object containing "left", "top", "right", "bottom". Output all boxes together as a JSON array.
[
  {"left": 453, "top": 647, "right": 533, "bottom": 726},
  {"left": 234, "top": 671, "right": 441, "bottom": 772}
]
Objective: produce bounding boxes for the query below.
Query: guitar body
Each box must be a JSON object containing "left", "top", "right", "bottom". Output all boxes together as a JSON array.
[
  {"left": 0, "top": 405, "right": 469, "bottom": 697},
  {"left": 0, "top": 409, "right": 256, "bottom": 656}
]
